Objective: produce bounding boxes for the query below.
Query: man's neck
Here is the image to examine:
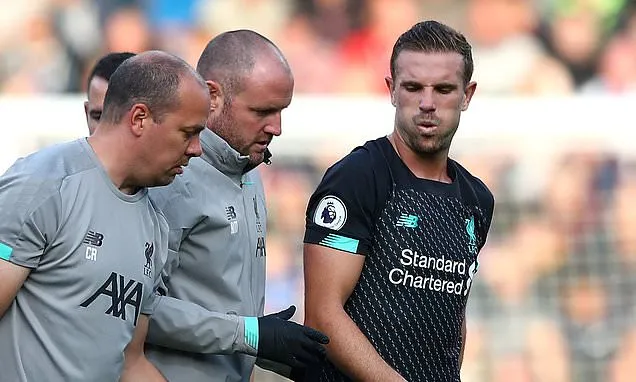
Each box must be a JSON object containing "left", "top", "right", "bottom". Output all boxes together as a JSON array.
[
  {"left": 388, "top": 133, "right": 452, "bottom": 183},
  {"left": 87, "top": 133, "right": 140, "bottom": 195}
]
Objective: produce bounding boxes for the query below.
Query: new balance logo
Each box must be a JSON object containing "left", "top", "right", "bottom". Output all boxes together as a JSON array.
[
  {"left": 396, "top": 214, "right": 418, "bottom": 228},
  {"left": 225, "top": 206, "right": 237, "bottom": 220},
  {"left": 80, "top": 272, "right": 143, "bottom": 325},
  {"left": 226, "top": 206, "right": 239, "bottom": 234},
  {"left": 83, "top": 231, "right": 104, "bottom": 247},
  {"left": 143, "top": 242, "right": 153, "bottom": 278}
]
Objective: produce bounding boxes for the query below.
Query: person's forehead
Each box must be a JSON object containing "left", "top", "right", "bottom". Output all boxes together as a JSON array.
[
  {"left": 87, "top": 76, "right": 109, "bottom": 104},
  {"left": 395, "top": 50, "right": 464, "bottom": 81},
  {"left": 171, "top": 78, "right": 210, "bottom": 119},
  {"left": 237, "top": 64, "right": 293, "bottom": 105},
  {"left": 179, "top": 76, "right": 209, "bottom": 101}
]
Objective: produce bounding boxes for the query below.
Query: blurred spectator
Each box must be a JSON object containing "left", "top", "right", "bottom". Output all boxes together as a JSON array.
[
  {"left": 560, "top": 273, "right": 618, "bottom": 382},
  {"left": 0, "top": 9, "right": 73, "bottom": 93},
  {"left": 334, "top": 0, "right": 419, "bottom": 94},
  {"left": 103, "top": 6, "right": 151, "bottom": 52},
  {"left": 581, "top": 6, "right": 636, "bottom": 94},
  {"left": 540, "top": 3, "right": 603, "bottom": 87},
  {"left": 469, "top": 215, "right": 570, "bottom": 382},
  {"left": 537, "top": 0, "right": 627, "bottom": 89},
  {"left": 467, "top": 0, "right": 574, "bottom": 95},
  {"left": 197, "top": 0, "right": 292, "bottom": 41},
  {"left": 274, "top": 2, "right": 340, "bottom": 93}
]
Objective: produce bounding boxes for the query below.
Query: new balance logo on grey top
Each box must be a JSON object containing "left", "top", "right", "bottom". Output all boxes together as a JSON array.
[{"left": 83, "top": 230, "right": 104, "bottom": 247}]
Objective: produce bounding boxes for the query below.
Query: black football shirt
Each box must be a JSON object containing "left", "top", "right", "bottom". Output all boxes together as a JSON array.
[{"left": 304, "top": 137, "right": 494, "bottom": 382}]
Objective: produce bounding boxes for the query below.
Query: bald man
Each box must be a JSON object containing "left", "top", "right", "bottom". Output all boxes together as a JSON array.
[
  {"left": 144, "top": 30, "right": 328, "bottom": 382},
  {"left": 0, "top": 51, "right": 210, "bottom": 382}
]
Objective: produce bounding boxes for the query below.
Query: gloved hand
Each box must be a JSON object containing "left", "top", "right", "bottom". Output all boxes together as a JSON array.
[{"left": 257, "top": 305, "right": 329, "bottom": 369}]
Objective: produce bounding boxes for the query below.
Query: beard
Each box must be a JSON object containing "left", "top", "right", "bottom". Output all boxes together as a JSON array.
[
  {"left": 210, "top": 105, "right": 265, "bottom": 167},
  {"left": 397, "top": 116, "right": 459, "bottom": 157}
]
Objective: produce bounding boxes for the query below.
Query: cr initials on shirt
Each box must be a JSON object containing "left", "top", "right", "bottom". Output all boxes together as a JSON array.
[{"left": 85, "top": 246, "right": 98, "bottom": 261}]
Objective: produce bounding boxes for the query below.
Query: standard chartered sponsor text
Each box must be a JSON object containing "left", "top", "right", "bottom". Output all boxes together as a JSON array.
[{"left": 389, "top": 248, "right": 470, "bottom": 295}]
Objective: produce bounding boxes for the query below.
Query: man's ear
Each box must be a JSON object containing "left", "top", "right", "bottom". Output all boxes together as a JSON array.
[
  {"left": 129, "top": 104, "right": 151, "bottom": 137},
  {"left": 461, "top": 81, "right": 477, "bottom": 111},
  {"left": 385, "top": 76, "right": 396, "bottom": 106},
  {"left": 206, "top": 80, "right": 224, "bottom": 114}
]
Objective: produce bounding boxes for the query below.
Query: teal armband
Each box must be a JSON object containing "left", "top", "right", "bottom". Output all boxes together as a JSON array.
[
  {"left": 244, "top": 317, "right": 259, "bottom": 350},
  {"left": 0, "top": 242, "right": 13, "bottom": 260}
]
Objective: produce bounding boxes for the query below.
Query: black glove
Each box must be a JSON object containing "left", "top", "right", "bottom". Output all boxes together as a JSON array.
[
  {"left": 257, "top": 305, "right": 329, "bottom": 369},
  {"left": 289, "top": 366, "right": 307, "bottom": 381}
]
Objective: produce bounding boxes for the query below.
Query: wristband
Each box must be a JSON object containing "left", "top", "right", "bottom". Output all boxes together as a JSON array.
[{"left": 244, "top": 316, "right": 259, "bottom": 350}]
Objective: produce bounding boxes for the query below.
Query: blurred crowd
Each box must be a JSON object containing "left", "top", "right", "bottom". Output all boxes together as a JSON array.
[
  {"left": 0, "top": 0, "right": 635, "bottom": 95},
  {"left": 3, "top": 1, "right": 636, "bottom": 381}
]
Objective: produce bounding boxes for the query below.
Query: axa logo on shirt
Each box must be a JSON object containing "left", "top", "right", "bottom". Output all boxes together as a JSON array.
[
  {"left": 80, "top": 272, "right": 144, "bottom": 325},
  {"left": 313, "top": 195, "right": 347, "bottom": 230}
]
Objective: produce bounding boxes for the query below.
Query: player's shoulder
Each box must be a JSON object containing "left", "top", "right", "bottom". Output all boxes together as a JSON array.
[
  {"left": 451, "top": 159, "right": 494, "bottom": 209},
  {"left": 0, "top": 140, "right": 95, "bottom": 198},
  {"left": 324, "top": 137, "right": 391, "bottom": 180},
  {"left": 7, "top": 139, "right": 94, "bottom": 177},
  {"left": 0, "top": 140, "right": 95, "bottom": 225}
]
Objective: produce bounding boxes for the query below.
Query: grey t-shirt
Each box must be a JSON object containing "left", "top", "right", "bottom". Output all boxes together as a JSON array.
[{"left": 0, "top": 139, "right": 167, "bottom": 382}]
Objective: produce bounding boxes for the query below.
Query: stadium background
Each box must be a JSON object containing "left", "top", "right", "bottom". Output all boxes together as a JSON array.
[{"left": 0, "top": 0, "right": 635, "bottom": 381}]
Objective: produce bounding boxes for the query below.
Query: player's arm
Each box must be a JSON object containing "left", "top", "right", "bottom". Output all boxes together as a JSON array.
[
  {"left": 148, "top": 295, "right": 328, "bottom": 367},
  {"left": 146, "top": 234, "right": 327, "bottom": 368},
  {"left": 147, "top": 293, "right": 254, "bottom": 354},
  {"left": 304, "top": 243, "right": 405, "bottom": 381},
  {"left": 145, "top": 227, "right": 267, "bottom": 356},
  {"left": 0, "top": 260, "right": 30, "bottom": 318},
  {"left": 303, "top": 146, "right": 401, "bottom": 380},
  {"left": 0, "top": 171, "right": 62, "bottom": 318},
  {"left": 121, "top": 315, "right": 166, "bottom": 381},
  {"left": 144, "top": 191, "right": 259, "bottom": 355}
]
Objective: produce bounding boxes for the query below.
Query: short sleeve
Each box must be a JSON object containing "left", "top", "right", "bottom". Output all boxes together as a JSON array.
[
  {"left": 474, "top": 178, "right": 495, "bottom": 251},
  {"left": 304, "top": 146, "right": 389, "bottom": 255},
  {"left": 142, "top": 273, "right": 162, "bottom": 316},
  {"left": 0, "top": 166, "right": 62, "bottom": 268}
]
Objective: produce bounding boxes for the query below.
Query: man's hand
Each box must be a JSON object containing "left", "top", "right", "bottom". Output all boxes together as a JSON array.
[{"left": 257, "top": 305, "right": 329, "bottom": 369}]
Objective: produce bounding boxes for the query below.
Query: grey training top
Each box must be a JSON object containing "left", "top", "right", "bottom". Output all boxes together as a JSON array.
[
  {"left": 146, "top": 129, "right": 267, "bottom": 382},
  {"left": 0, "top": 139, "right": 166, "bottom": 382}
]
